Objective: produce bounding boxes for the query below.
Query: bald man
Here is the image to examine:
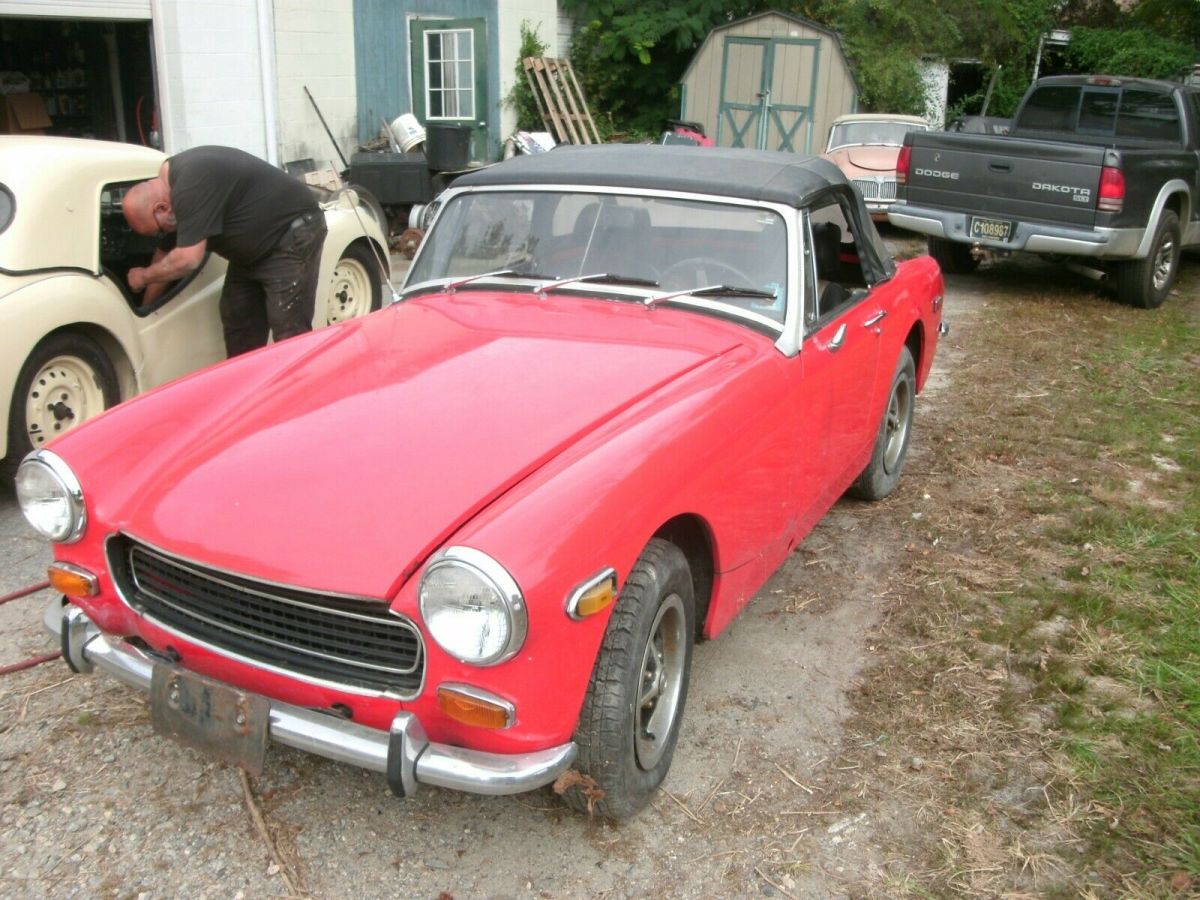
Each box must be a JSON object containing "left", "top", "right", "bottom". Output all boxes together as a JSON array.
[{"left": 122, "top": 145, "right": 327, "bottom": 356}]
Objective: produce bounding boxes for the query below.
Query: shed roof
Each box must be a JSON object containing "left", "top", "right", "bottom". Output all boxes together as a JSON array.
[
  {"left": 454, "top": 145, "right": 850, "bottom": 208},
  {"left": 679, "top": 10, "right": 859, "bottom": 96}
]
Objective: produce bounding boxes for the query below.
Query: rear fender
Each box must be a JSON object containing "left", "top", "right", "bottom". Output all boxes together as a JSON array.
[{"left": 1136, "top": 181, "right": 1192, "bottom": 257}]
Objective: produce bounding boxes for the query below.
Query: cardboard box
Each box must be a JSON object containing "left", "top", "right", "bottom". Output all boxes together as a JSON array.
[{"left": 1, "top": 92, "right": 52, "bottom": 134}]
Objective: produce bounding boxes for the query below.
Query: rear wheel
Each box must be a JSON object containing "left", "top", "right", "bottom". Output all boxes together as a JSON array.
[
  {"left": 325, "top": 243, "right": 383, "bottom": 324},
  {"left": 1115, "top": 210, "right": 1179, "bottom": 309},
  {"left": 928, "top": 236, "right": 979, "bottom": 274},
  {"left": 564, "top": 538, "right": 695, "bottom": 820},
  {"left": 848, "top": 346, "right": 915, "bottom": 501},
  {"left": 6, "top": 333, "right": 119, "bottom": 471}
]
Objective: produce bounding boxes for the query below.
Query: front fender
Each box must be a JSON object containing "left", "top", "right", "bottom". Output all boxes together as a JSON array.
[
  {"left": 0, "top": 272, "right": 143, "bottom": 459},
  {"left": 392, "top": 341, "right": 799, "bottom": 752}
]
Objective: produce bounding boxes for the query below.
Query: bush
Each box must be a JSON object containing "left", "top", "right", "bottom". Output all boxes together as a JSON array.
[{"left": 506, "top": 21, "right": 549, "bottom": 133}]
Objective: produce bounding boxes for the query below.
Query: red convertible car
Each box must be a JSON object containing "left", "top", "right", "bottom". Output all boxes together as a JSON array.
[{"left": 19, "top": 146, "right": 944, "bottom": 819}]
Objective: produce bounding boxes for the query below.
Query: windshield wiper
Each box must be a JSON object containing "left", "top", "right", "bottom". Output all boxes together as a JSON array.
[
  {"left": 645, "top": 283, "right": 776, "bottom": 308},
  {"left": 534, "top": 272, "right": 660, "bottom": 296}
]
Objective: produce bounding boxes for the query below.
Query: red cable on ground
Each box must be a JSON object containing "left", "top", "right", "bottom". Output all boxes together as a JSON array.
[
  {"left": 0, "top": 651, "right": 61, "bottom": 676},
  {"left": 0, "top": 581, "right": 50, "bottom": 605}
]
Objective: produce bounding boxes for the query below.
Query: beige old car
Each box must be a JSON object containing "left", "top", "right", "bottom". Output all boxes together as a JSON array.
[
  {"left": 821, "top": 113, "right": 931, "bottom": 221},
  {"left": 0, "top": 136, "right": 390, "bottom": 472}
]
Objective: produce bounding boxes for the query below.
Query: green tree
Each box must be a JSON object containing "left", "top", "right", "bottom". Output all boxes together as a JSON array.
[{"left": 505, "top": 21, "right": 549, "bottom": 132}]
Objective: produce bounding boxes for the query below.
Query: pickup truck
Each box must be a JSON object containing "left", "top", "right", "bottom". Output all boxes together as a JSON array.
[{"left": 888, "top": 75, "right": 1200, "bottom": 308}]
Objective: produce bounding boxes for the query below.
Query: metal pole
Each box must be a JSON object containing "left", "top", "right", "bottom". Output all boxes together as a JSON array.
[{"left": 304, "top": 85, "right": 350, "bottom": 170}]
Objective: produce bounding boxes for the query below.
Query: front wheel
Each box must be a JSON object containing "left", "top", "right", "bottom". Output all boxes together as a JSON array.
[
  {"left": 325, "top": 243, "right": 383, "bottom": 324},
  {"left": 848, "top": 346, "right": 916, "bottom": 501},
  {"left": 1115, "top": 210, "right": 1180, "bottom": 309},
  {"left": 564, "top": 538, "right": 695, "bottom": 820},
  {"left": 7, "top": 333, "right": 119, "bottom": 470},
  {"left": 928, "top": 236, "right": 979, "bottom": 274}
]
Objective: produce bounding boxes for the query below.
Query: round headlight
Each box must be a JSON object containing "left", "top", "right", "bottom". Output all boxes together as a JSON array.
[
  {"left": 15, "top": 450, "right": 86, "bottom": 543},
  {"left": 419, "top": 547, "right": 526, "bottom": 666}
]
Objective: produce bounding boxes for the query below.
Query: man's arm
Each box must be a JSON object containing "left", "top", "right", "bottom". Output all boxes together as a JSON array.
[{"left": 128, "top": 240, "right": 206, "bottom": 293}]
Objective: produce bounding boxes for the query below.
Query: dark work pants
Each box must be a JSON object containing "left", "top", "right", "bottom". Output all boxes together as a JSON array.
[{"left": 219, "top": 212, "right": 328, "bottom": 357}]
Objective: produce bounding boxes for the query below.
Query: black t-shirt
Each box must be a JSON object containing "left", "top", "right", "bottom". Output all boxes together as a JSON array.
[{"left": 168, "top": 146, "right": 318, "bottom": 266}]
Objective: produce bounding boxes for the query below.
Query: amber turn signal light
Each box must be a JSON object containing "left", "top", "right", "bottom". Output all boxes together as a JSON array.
[
  {"left": 437, "top": 684, "right": 514, "bottom": 729},
  {"left": 566, "top": 568, "right": 617, "bottom": 620},
  {"left": 47, "top": 562, "right": 99, "bottom": 598}
]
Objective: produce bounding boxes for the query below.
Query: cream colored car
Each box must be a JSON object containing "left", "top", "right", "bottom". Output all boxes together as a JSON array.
[{"left": 0, "top": 136, "right": 389, "bottom": 471}]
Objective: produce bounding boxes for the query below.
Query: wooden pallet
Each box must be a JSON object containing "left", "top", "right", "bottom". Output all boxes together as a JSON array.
[{"left": 522, "top": 57, "right": 601, "bottom": 145}]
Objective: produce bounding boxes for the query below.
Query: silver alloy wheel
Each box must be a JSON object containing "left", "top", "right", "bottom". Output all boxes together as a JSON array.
[
  {"left": 882, "top": 375, "right": 913, "bottom": 473},
  {"left": 23, "top": 354, "right": 107, "bottom": 446},
  {"left": 327, "top": 255, "right": 374, "bottom": 324},
  {"left": 634, "top": 593, "right": 687, "bottom": 770},
  {"left": 1152, "top": 234, "right": 1176, "bottom": 292}
]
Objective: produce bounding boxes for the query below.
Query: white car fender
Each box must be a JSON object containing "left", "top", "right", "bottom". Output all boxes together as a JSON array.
[{"left": 0, "top": 272, "right": 144, "bottom": 459}]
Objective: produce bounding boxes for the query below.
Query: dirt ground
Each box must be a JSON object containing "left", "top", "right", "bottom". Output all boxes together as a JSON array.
[{"left": 0, "top": 233, "right": 1191, "bottom": 898}]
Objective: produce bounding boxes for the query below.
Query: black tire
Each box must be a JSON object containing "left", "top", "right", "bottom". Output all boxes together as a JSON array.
[
  {"left": 6, "top": 333, "right": 119, "bottom": 471},
  {"left": 1115, "top": 210, "right": 1180, "bottom": 309},
  {"left": 565, "top": 538, "right": 695, "bottom": 820},
  {"left": 848, "top": 346, "right": 916, "bottom": 501},
  {"left": 928, "top": 236, "right": 979, "bottom": 274},
  {"left": 325, "top": 242, "right": 383, "bottom": 324}
]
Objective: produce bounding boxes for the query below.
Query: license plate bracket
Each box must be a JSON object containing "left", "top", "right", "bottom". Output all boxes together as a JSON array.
[
  {"left": 150, "top": 665, "right": 270, "bottom": 775},
  {"left": 969, "top": 215, "right": 1014, "bottom": 242}
]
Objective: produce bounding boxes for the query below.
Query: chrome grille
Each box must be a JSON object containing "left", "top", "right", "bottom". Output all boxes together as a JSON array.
[
  {"left": 108, "top": 535, "right": 423, "bottom": 695},
  {"left": 852, "top": 178, "right": 897, "bottom": 201}
]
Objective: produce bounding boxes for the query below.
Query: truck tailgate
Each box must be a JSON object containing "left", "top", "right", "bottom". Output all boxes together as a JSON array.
[{"left": 905, "top": 134, "right": 1108, "bottom": 228}]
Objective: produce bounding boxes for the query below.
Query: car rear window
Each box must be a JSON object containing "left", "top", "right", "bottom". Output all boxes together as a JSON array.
[
  {"left": 1117, "top": 89, "right": 1181, "bottom": 141},
  {"left": 0, "top": 184, "right": 12, "bottom": 236},
  {"left": 1019, "top": 84, "right": 1181, "bottom": 142}
]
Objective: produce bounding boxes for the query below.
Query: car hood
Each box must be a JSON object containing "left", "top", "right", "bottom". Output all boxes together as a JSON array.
[
  {"left": 825, "top": 146, "right": 900, "bottom": 174},
  {"left": 61, "top": 292, "right": 744, "bottom": 598}
]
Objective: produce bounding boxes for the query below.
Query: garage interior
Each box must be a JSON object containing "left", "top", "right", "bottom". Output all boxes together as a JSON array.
[{"left": 0, "top": 16, "right": 157, "bottom": 146}]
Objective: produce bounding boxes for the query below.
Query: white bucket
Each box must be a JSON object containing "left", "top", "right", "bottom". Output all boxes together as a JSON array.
[{"left": 392, "top": 113, "right": 426, "bottom": 152}]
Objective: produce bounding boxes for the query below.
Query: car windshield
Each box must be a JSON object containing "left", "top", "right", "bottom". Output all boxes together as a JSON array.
[
  {"left": 407, "top": 190, "right": 789, "bottom": 325},
  {"left": 828, "top": 121, "right": 924, "bottom": 149}
]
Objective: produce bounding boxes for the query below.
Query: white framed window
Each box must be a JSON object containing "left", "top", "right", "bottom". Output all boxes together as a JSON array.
[{"left": 425, "top": 29, "right": 474, "bottom": 120}]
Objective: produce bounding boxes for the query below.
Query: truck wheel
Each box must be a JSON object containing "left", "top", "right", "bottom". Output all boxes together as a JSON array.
[
  {"left": 928, "top": 237, "right": 979, "bottom": 274},
  {"left": 1115, "top": 210, "right": 1180, "bottom": 309},
  {"left": 6, "top": 333, "right": 119, "bottom": 472},
  {"left": 565, "top": 538, "right": 695, "bottom": 820},
  {"left": 848, "top": 346, "right": 915, "bottom": 501}
]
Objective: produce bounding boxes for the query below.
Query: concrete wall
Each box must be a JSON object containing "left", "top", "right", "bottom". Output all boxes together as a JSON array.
[
  {"left": 274, "top": 0, "right": 357, "bottom": 169},
  {"left": 154, "top": 0, "right": 270, "bottom": 157}
]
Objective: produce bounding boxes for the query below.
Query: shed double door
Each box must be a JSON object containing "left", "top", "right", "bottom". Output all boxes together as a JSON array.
[{"left": 717, "top": 37, "right": 820, "bottom": 153}]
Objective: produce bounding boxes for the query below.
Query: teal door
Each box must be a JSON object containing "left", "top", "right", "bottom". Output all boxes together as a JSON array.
[
  {"left": 717, "top": 36, "right": 821, "bottom": 153},
  {"left": 411, "top": 18, "right": 488, "bottom": 164}
]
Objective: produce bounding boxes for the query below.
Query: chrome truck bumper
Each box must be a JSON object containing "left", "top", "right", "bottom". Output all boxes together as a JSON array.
[
  {"left": 887, "top": 205, "right": 1144, "bottom": 259},
  {"left": 44, "top": 599, "right": 577, "bottom": 798}
]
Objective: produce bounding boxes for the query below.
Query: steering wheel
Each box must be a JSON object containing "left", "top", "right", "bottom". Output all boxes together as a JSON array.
[{"left": 659, "top": 257, "right": 756, "bottom": 291}]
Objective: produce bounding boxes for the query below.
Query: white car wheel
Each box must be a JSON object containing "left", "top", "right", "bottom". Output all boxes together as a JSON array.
[
  {"left": 15, "top": 336, "right": 118, "bottom": 455},
  {"left": 326, "top": 244, "right": 382, "bottom": 324}
]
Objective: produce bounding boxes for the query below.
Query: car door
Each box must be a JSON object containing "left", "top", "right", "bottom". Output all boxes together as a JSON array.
[
  {"left": 799, "top": 205, "right": 884, "bottom": 499},
  {"left": 132, "top": 258, "right": 227, "bottom": 389}
]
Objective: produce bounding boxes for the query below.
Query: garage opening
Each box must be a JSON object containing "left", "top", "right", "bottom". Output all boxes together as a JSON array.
[{"left": 0, "top": 16, "right": 157, "bottom": 146}]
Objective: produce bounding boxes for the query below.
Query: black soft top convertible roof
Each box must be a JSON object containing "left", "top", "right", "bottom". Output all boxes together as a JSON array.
[{"left": 455, "top": 145, "right": 851, "bottom": 209}]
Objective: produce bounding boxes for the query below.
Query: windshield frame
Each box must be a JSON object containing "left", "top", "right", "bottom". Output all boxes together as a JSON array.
[
  {"left": 403, "top": 183, "right": 805, "bottom": 357},
  {"left": 825, "top": 119, "right": 929, "bottom": 152}
]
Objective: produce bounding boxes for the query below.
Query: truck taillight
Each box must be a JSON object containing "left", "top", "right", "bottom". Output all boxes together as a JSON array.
[
  {"left": 896, "top": 145, "right": 912, "bottom": 185},
  {"left": 1098, "top": 166, "right": 1124, "bottom": 213}
]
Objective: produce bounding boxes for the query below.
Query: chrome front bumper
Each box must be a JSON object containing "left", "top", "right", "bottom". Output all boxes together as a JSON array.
[{"left": 44, "top": 599, "right": 577, "bottom": 798}]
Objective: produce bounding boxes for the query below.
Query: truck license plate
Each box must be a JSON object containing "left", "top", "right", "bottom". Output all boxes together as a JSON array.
[
  {"left": 969, "top": 216, "right": 1013, "bottom": 241},
  {"left": 151, "top": 665, "right": 269, "bottom": 774}
]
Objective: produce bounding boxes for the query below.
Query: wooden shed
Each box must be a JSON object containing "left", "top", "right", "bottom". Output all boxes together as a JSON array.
[{"left": 679, "top": 11, "right": 858, "bottom": 155}]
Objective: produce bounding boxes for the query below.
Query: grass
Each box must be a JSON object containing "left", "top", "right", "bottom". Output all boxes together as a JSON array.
[{"left": 838, "top": 262, "right": 1200, "bottom": 897}]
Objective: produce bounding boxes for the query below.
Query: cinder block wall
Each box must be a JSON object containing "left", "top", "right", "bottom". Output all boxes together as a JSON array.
[{"left": 274, "top": 0, "right": 357, "bottom": 169}]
